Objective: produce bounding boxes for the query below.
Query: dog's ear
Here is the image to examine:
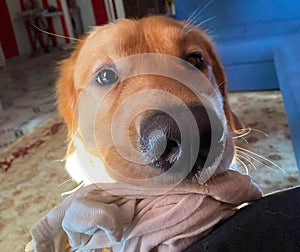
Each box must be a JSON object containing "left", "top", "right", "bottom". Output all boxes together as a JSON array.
[
  {"left": 206, "top": 43, "right": 244, "bottom": 132},
  {"left": 56, "top": 35, "right": 88, "bottom": 137}
]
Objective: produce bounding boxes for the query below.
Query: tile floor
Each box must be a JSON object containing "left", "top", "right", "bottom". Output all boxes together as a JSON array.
[{"left": 0, "top": 48, "right": 69, "bottom": 149}]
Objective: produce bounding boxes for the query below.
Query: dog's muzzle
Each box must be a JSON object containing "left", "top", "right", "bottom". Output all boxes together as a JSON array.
[{"left": 139, "top": 104, "right": 225, "bottom": 175}]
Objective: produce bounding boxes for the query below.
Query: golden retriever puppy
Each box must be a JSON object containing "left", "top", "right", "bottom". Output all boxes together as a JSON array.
[{"left": 56, "top": 15, "right": 243, "bottom": 187}]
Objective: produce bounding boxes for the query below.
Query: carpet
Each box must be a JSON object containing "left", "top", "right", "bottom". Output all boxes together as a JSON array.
[
  {"left": 0, "top": 90, "right": 299, "bottom": 252},
  {"left": 229, "top": 91, "right": 299, "bottom": 192},
  {"left": 0, "top": 116, "right": 76, "bottom": 252}
]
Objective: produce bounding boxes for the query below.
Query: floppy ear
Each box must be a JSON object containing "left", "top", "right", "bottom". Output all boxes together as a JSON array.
[
  {"left": 56, "top": 35, "right": 88, "bottom": 138},
  {"left": 206, "top": 43, "right": 244, "bottom": 132}
]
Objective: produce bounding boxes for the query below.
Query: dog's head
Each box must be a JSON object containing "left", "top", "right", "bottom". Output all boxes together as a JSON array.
[{"left": 56, "top": 16, "right": 243, "bottom": 186}]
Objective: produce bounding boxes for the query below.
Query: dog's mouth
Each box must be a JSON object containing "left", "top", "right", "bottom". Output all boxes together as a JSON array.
[{"left": 139, "top": 104, "right": 225, "bottom": 177}]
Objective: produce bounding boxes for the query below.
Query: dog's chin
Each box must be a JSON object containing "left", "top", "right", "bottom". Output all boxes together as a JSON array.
[{"left": 186, "top": 136, "right": 235, "bottom": 184}]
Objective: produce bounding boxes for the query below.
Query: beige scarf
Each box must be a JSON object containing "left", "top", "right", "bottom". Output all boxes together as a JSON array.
[{"left": 25, "top": 170, "right": 261, "bottom": 252}]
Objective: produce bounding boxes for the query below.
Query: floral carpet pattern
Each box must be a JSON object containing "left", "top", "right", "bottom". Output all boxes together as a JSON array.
[
  {"left": 0, "top": 116, "right": 76, "bottom": 252},
  {"left": 229, "top": 91, "right": 299, "bottom": 193}
]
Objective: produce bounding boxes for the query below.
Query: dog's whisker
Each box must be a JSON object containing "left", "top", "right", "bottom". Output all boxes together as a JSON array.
[
  {"left": 209, "top": 96, "right": 223, "bottom": 111},
  {"left": 232, "top": 131, "right": 250, "bottom": 144},
  {"left": 238, "top": 150, "right": 279, "bottom": 173},
  {"left": 236, "top": 147, "right": 276, "bottom": 166},
  {"left": 234, "top": 136, "right": 249, "bottom": 144},
  {"left": 184, "top": 16, "right": 216, "bottom": 34},
  {"left": 182, "top": 0, "right": 214, "bottom": 34},
  {"left": 51, "top": 158, "right": 65, "bottom": 162},
  {"left": 216, "top": 80, "right": 226, "bottom": 89},
  {"left": 203, "top": 27, "right": 212, "bottom": 33},
  {"left": 67, "top": 128, "right": 80, "bottom": 154},
  {"left": 186, "top": 0, "right": 214, "bottom": 27},
  {"left": 236, "top": 153, "right": 257, "bottom": 171},
  {"left": 231, "top": 128, "right": 269, "bottom": 141},
  {"left": 235, "top": 127, "right": 268, "bottom": 137},
  {"left": 235, "top": 156, "right": 249, "bottom": 175},
  {"left": 245, "top": 160, "right": 257, "bottom": 171},
  {"left": 206, "top": 92, "right": 220, "bottom": 108},
  {"left": 182, "top": 6, "right": 203, "bottom": 31},
  {"left": 203, "top": 28, "right": 215, "bottom": 37},
  {"left": 236, "top": 152, "right": 252, "bottom": 162},
  {"left": 207, "top": 92, "right": 218, "bottom": 104},
  {"left": 235, "top": 147, "right": 285, "bottom": 174},
  {"left": 57, "top": 178, "right": 72, "bottom": 187},
  {"left": 249, "top": 128, "right": 268, "bottom": 137},
  {"left": 191, "top": 16, "right": 216, "bottom": 31},
  {"left": 61, "top": 182, "right": 84, "bottom": 196},
  {"left": 231, "top": 128, "right": 252, "bottom": 138},
  {"left": 32, "top": 23, "right": 81, "bottom": 42},
  {"left": 208, "top": 80, "right": 226, "bottom": 100}
]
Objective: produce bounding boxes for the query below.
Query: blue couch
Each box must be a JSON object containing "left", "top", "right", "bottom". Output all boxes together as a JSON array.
[{"left": 175, "top": 0, "right": 300, "bottom": 172}]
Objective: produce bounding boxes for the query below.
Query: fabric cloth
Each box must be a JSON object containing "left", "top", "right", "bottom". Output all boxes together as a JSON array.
[{"left": 25, "top": 170, "right": 262, "bottom": 252}]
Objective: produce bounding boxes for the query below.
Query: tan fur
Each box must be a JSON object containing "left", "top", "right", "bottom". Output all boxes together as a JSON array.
[{"left": 56, "top": 16, "right": 241, "bottom": 181}]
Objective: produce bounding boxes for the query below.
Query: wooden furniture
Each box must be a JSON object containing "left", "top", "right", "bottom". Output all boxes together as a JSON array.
[{"left": 123, "top": 0, "right": 166, "bottom": 18}]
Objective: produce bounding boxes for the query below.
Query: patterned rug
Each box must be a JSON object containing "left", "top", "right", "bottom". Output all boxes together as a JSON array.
[
  {"left": 0, "top": 116, "right": 76, "bottom": 252},
  {"left": 229, "top": 91, "right": 299, "bottom": 192},
  {"left": 0, "top": 90, "right": 299, "bottom": 251}
]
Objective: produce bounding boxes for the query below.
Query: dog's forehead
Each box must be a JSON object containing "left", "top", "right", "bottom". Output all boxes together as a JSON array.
[
  {"left": 74, "top": 16, "right": 212, "bottom": 85},
  {"left": 86, "top": 16, "right": 208, "bottom": 57}
]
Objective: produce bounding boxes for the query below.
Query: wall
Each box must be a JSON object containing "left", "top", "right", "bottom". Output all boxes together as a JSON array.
[{"left": 76, "top": 0, "right": 96, "bottom": 33}]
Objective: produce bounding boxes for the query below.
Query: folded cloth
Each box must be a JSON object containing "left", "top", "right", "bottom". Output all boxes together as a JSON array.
[{"left": 25, "top": 170, "right": 262, "bottom": 252}]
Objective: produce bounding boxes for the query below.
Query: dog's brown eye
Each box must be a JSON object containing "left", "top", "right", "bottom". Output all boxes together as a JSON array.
[
  {"left": 186, "top": 52, "right": 205, "bottom": 70},
  {"left": 96, "top": 67, "right": 119, "bottom": 85}
]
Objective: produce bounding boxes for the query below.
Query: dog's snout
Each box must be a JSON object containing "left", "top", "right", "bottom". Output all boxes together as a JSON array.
[
  {"left": 140, "top": 105, "right": 225, "bottom": 173},
  {"left": 140, "top": 112, "right": 181, "bottom": 170}
]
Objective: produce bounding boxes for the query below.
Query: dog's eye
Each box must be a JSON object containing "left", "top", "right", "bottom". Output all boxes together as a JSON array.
[
  {"left": 96, "top": 67, "right": 119, "bottom": 85},
  {"left": 186, "top": 52, "right": 205, "bottom": 70}
]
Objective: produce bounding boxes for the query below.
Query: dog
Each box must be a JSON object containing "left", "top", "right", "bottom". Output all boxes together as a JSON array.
[
  {"left": 26, "top": 15, "right": 262, "bottom": 252},
  {"left": 56, "top": 15, "right": 243, "bottom": 187}
]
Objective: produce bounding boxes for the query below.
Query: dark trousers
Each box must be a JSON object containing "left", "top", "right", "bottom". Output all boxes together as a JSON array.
[{"left": 185, "top": 187, "right": 300, "bottom": 252}]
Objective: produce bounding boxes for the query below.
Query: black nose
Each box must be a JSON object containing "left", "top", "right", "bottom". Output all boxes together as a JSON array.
[
  {"left": 139, "top": 105, "right": 224, "bottom": 173},
  {"left": 140, "top": 111, "right": 181, "bottom": 170}
]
